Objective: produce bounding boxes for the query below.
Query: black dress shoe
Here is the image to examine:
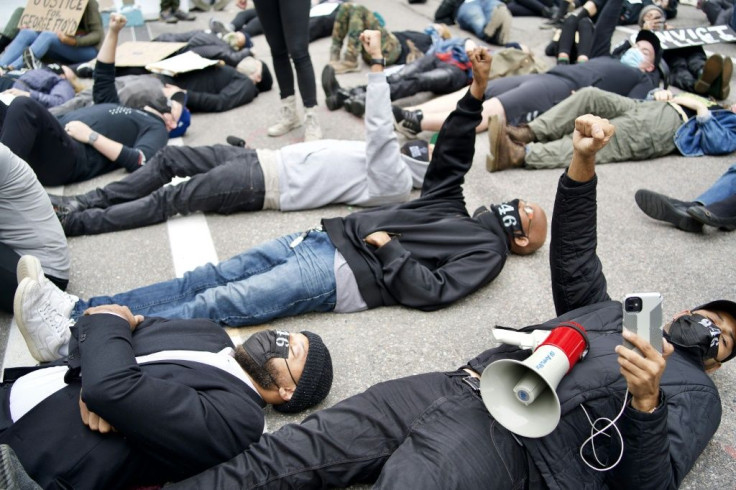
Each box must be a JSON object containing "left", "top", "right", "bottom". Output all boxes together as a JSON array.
[
  {"left": 687, "top": 205, "right": 736, "bottom": 231},
  {"left": 634, "top": 189, "right": 703, "bottom": 232}
]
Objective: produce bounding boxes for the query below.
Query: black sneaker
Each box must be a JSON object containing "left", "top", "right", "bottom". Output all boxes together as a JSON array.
[
  {"left": 634, "top": 189, "right": 703, "bottom": 233},
  {"left": 22, "top": 48, "right": 40, "bottom": 70},
  {"left": 209, "top": 18, "right": 232, "bottom": 36},
  {"left": 393, "top": 107, "right": 423, "bottom": 137}
]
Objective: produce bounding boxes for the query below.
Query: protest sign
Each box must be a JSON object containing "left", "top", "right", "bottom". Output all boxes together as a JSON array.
[
  {"left": 19, "top": 0, "right": 90, "bottom": 36},
  {"left": 632, "top": 25, "right": 736, "bottom": 50},
  {"left": 116, "top": 41, "right": 187, "bottom": 67}
]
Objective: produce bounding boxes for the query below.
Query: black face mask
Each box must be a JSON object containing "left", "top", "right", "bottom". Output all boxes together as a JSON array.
[
  {"left": 491, "top": 199, "right": 525, "bottom": 241},
  {"left": 664, "top": 313, "right": 721, "bottom": 362},
  {"left": 242, "top": 330, "right": 290, "bottom": 367}
]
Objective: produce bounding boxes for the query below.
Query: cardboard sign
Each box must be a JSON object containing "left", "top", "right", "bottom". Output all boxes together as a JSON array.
[
  {"left": 146, "top": 51, "right": 220, "bottom": 76},
  {"left": 19, "top": 0, "right": 90, "bottom": 36},
  {"left": 115, "top": 41, "right": 187, "bottom": 67},
  {"left": 642, "top": 25, "right": 736, "bottom": 50}
]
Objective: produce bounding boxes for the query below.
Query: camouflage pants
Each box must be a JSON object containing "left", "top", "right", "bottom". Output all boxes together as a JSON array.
[{"left": 331, "top": 3, "right": 401, "bottom": 65}]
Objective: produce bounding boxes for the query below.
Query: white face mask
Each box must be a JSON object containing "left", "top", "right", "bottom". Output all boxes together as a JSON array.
[{"left": 619, "top": 47, "right": 645, "bottom": 69}]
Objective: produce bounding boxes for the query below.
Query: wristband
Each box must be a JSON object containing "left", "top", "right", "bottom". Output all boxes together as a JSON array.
[{"left": 370, "top": 58, "right": 386, "bottom": 67}]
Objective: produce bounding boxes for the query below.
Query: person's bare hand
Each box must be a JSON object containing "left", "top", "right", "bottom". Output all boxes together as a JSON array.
[
  {"left": 108, "top": 13, "right": 128, "bottom": 33},
  {"left": 614, "top": 330, "right": 673, "bottom": 412},
  {"left": 468, "top": 47, "right": 491, "bottom": 100},
  {"left": 163, "top": 83, "right": 185, "bottom": 99},
  {"left": 64, "top": 120, "right": 94, "bottom": 143},
  {"left": 359, "top": 30, "right": 382, "bottom": 58},
  {"left": 363, "top": 231, "right": 391, "bottom": 248},
  {"left": 237, "top": 0, "right": 248, "bottom": 9},
  {"left": 653, "top": 89, "right": 673, "bottom": 101},
  {"left": 572, "top": 114, "right": 614, "bottom": 158},
  {"left": 3, "top": 88, "right": 30, "bottom": 97},
  {"left": 80, "top": 392, "right": 116, "bottom": 433},
  {"left": 56, "top": 31, "right": 76, "bottom": 45},
  {"left": 83, "top": 304, "right": 144, "bottom": 331}
]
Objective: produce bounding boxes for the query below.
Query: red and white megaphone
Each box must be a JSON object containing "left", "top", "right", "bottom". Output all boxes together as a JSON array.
[{"left": 480, "top": 322, "right": 588, "bottom": 438}]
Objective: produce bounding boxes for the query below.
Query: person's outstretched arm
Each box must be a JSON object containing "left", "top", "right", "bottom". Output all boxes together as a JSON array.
[
  {"left": 360, "top": 29, "right": 412, "bottom": 205},
  {"left": 92, "top": 13, "right": 126, "bottom": 105},
  {"left": 549, "top": 114, "right": 615, "bottom": 316}
]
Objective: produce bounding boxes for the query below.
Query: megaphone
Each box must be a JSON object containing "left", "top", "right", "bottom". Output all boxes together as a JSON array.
[{"left": 480, "top": 322, "right": 588, "bottom": 438}]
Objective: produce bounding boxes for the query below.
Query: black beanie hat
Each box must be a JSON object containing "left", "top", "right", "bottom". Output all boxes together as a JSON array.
[
  {"left": 274, "top": 331, "right": 333, "bottom": 413},
  {"left": 257, "top": 61, "right": 273, "bottom": 93}
]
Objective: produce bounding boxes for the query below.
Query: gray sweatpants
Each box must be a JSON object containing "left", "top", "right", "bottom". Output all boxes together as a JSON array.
[{"left": 525, "top": 87, "right": 684, "bottom": 169}]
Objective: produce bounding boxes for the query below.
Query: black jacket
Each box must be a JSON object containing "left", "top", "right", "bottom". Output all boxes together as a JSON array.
[
  {"left": 323, "top": 91, "right": 510, "bottom": 311},
  {"left": 56, "top": 60, "right": 168, "bottom": 181},
  {"left": 465, "top": 174, "right": 720, "bottom": 489},
  {"left": 0, "top": 316, "right": 265, "bottom": 489},
  {"left": 155, "top": 31, "right": 254, "bottom": 67},
  {"left": 161, "top": 65, "right": 258, "bottom": 113}
]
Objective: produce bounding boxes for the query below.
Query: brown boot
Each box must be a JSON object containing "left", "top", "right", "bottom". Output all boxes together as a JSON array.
[
  {"left": 486, "top": 115, "right": 525, "bottom": 172},
  {"left": 506, "top": 124, "right": 535, "bottom": 144},
  {"left": 333, "top": 53, "right": 359, "bottom": 74},
  {"left": 694, "top": 54, "right": 723, "bottom": 95}
]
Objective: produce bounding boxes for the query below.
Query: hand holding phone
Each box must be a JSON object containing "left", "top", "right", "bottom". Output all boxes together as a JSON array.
[{"left": 622, "top": 292, "right": 664, "bottom": 354}]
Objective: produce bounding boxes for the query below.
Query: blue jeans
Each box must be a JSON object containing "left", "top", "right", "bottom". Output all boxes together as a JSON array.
[
  {"left": 73, "top": 231, "right": 337, "bottom": 326},
  {"left": 696, "top": 162, "right": 736, "bottom": 205},
  {"left": 456, "top": 0, "right": 502, "bottom": 38},
  {"left": 0, "top": 30, "right": 97, "bottom": 69}
]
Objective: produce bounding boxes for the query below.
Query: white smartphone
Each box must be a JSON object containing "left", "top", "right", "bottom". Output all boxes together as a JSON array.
[{"left": 622, "top": 292, "right": 664, "bottom": 354}]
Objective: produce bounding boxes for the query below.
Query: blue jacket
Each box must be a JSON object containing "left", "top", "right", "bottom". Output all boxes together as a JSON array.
[
  {"left": 13, "top": 69, "right": 74, "bottom": 109},
  {"left": 675, "top": 110, "right": 736, "bottom": 156}
]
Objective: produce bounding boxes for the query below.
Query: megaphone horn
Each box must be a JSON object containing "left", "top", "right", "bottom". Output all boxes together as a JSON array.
[{"left": 480, "top": 322, "right": 589, "bottom": 438}]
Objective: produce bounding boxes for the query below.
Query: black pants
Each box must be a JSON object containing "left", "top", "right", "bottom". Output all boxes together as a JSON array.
[
  {"left": 170, "top": 371, "right": 529, "bottom": 489},
  {"left": 0, "top": 97, "right": 85, "bottom": 186},
  {"left": 253, "top": 0, "right": 317, "bottom": 106},
  {"left": 507, "top": 0, "right": 554, "bottom": 16},
  {"left": 233, "top": 9, "right": 336, "bottom": 43},
  {"left": 0, "top": 242, "right": 68, "bottom": 313},
  {"left": 387, "top": 56, "right": 468, "bottom": 101},
  {"left": 665, "top": 46, "right": 706, "bottom": 93},
  {"left": 64, "top": 145, "right": 266, "bottom": 236}
]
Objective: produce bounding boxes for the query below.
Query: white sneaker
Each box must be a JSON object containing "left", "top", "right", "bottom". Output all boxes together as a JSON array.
[
  {"left": 304, "top": 109, "right": 322, "bottom": 142},
  {"left": 13, "top": 278, "right": 75, "bottom": 362},
  {"left": 16, "top": 255, "right": 78, "bottom": 317},
  {"left": 16, "top": 255, "right": 43, "bottom": 284},
  {"left": 268, "top": 95, "right": 302, "bottom": 137}
]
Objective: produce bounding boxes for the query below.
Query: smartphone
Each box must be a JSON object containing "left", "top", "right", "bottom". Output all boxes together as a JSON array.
[{"left": 622, "top": 293, "right": 664, "bottom": 354}]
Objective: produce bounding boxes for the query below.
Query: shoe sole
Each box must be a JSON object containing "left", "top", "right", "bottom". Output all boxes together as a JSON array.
[
  {"left": 635, "top": 190, "right": 703, "bottom": 232},
  {"left": 486, "top": 115, "right": 502, "bottom": 172},
  {"left": 695, "top": 54, "right": 723, "bottom": 94},
  {"left": 720, "top": 56, "right": 732, "bottom": 100},
  {"left": 17, "top": 255, "right": 42, "bottom": 285},
  {"left": 13, "top": 278, "right": 46, "bottom": 363}
]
